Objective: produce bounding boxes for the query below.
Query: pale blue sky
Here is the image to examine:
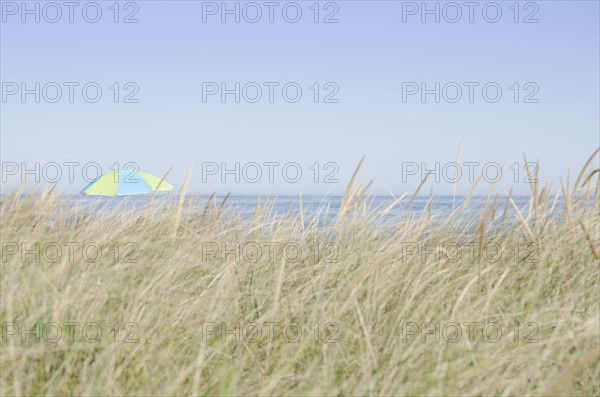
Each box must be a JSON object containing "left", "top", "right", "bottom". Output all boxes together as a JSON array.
[{"left": 1, "top": 0, "right": 599, "bottom": 195}]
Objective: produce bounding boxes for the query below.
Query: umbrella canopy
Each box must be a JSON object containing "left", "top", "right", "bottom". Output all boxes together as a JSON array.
[{"left": 80, "top": 170, "right": 174, "bottom": 196}]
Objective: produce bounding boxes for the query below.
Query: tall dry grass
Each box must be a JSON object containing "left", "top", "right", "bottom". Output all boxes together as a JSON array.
[{"left": 0, "top": 152, "right": 599, "bottom": 396}]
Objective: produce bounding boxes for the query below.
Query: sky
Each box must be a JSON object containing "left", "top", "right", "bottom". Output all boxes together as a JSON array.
[{"left": 1, "top": 0, "right": 599, "bottom": 196}]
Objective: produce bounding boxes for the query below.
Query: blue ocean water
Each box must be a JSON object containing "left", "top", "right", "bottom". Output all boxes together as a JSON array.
[{"left": 43, "top": 194, "right": 543, "bottom": 225}]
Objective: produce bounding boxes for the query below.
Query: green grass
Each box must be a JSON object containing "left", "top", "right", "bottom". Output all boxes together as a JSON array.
[{"left": 1, "top": 153, "right": 599, "bottom": 396}]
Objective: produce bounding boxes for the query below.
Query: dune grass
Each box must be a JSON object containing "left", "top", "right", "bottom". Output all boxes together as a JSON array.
[{"left": 1, "top": 152, "right": 599, "bottom": 396}]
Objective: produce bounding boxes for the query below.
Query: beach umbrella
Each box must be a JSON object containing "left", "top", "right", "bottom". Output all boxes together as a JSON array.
[{"left": 80, "top": 170, "right": 174, "bottom": 196}]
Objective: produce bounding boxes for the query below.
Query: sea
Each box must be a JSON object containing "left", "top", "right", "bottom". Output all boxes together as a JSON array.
[{"left": 29, "top": 194, "right": 549, "bottom": 226}]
